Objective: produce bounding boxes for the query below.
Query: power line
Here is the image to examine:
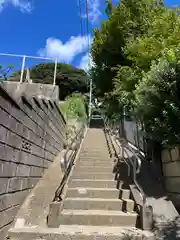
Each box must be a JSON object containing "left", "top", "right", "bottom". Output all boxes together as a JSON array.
[
  {"left": 84, "top": 0, "right": 92, "bottom": 118},
  {"left": 77, "top": 0, "right": 92, "bottom": 118},
  {"left": 85, "top": 0, "right": 91, "bottom": 51},
  {"left": 77, "top": 0, "right": 84, "bottom": 37}
]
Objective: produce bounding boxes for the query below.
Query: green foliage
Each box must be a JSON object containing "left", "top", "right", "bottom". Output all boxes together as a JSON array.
[
  {"left": 91, "top": 0, "right": 180, "bottom": 144},
  {"left": 60, "top": 93, "right": 88, "bottom": 122},
  {"left": 105, "top": 0, "right": 114, "bottom": 16},
  {"left": 0, "top": 64, "right": 14, "bottom": 81},
  {"left": 91, "top": 0, "right": 163, "bottom": 101},
  {"left": 10, "top": 63, "right": 88, "bottom": 100},
  {"left": 134, "top": 46, "right": 180, "bottom": 145}
]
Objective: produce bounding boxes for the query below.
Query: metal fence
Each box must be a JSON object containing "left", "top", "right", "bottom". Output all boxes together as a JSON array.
[
  {"left": 117, "top": 114, "right": 163, "bottom": 167},
  {"left": 117, "top": 114, "right": 146, "bottom": 154},
  {"left": 123, "top": 118, "right": 145, "bottom": 152},
  {"left": 0, "top": 52, "right": 57, "bottom": 85}
]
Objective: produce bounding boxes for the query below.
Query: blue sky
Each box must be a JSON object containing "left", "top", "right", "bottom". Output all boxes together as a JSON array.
[{"left": 0, "top": 0, "right": 179, "bottom": 72}]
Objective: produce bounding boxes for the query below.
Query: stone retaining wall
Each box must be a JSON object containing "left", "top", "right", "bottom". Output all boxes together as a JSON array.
[
  {"left": 162, "top": 146, "right": 180, "bottom": 209},
  {"left": 0, "top": 83, "right": 66, "bottom": 239}
]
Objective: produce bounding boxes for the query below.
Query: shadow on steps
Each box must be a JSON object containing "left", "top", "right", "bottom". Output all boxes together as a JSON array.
[
  {"left": 114, "top": 155, "right": 166, "bottom": 199},
  {"left": 113, "top": 160, "right": 133, "bottom": 189},
  {"left": 112, "top": 160, "right": 141, "bottom": 228},
  {"left": 115, "top": 153, "right": 179, "bottom": 236},
  {"left": 136, "top": 159, "right": 165, "bottom": 199}
]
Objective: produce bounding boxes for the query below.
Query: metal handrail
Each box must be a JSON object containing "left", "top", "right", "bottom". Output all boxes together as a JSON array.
[
  {"left": 103, "top": 117, "right": 131, "bottom": 176},
  {"left": 104, "top": 117, "right": 146, "bottom": 207},
  {"left": 104, "top": 126, "right": 113, "bottom": 158},
  {"left": 64, "top": 123, "right": 85, "bottom": 158},
  {"left": 54, "top": 123, "right": 86, "bottom": 201},
  {"left": 0, "top": 52, "right": 57, "bottom": 85},
  {"left": 123, "top": 143, "right": 146, "bottom": 205},
  {"left": 114, "top": 138, "right": 131, "bottom": 177}
]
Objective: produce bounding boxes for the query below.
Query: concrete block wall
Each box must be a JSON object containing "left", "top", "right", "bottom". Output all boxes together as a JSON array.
[
  {"left": 162, "top": 146, "right": 180, "bottom": 210},
  {"left": 0, "top": 84, "right": 66, "bottom": 239}
]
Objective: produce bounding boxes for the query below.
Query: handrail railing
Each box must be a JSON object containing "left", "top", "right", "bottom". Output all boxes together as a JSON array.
[
  {"left": 123, "top": 143, "right": 146, "bottom": 205},
  {"left": 54, "top": 122, "right": 86, "bottom": 201},
  {"left": 114, "top": 138, "right": 131, "bottom": 177},
  {"left": 103, "top": 116, "right": 131, "bottom": 176},
  {"left": 103, "top": 116, "right": 146, "bottom": 207},
  {"left": 0, "top": 52, "right": 57, "bottom": 85},
  {"left": 104, "top": 126, "right": 113, "bottom": 158}
]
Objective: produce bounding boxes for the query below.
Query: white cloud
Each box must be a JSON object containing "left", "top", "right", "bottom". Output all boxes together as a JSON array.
[
  {"left": 38, "top": 35, "right": 92, "bottom": 63},
  {"left": 78, "top": 52, "right": 93, "bottom": 72},
  {"left": 0, "top": 0, "right": 33, "bottom": 13},
  {"left": 82, "top": 0, "right": 101, "bottom": 24}
]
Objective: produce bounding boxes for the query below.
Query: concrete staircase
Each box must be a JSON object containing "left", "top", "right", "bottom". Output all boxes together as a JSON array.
[
  {"left": 60, "top": 128, "right": 138, "bottom": 227},
  {"left": 8, "top": 128, "right": 154, "bottom": 239},
  {"left": 53, "top": 128, "right": 153, "bottom": 239}
]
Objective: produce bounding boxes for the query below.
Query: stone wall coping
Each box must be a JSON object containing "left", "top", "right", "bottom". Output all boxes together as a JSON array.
[{"left": 0, "top": 83, "right": 21, "bottom": 110}]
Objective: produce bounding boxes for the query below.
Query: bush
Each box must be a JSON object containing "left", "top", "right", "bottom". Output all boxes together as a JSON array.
[
  {"left": 134, "top": 47, "right": 180, "bottom": 145},
  {"left": 60, "top": 93, "right": 88, "bottom": 122}
]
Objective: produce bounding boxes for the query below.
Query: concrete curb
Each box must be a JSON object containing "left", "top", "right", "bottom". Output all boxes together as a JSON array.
[{"left": 8, "top": 226, "right": 155, "bottom": 240}]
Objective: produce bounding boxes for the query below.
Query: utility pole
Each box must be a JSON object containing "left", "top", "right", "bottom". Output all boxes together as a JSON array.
[{"left": 88, "top": 77, "right": 92, "bottom": 119}]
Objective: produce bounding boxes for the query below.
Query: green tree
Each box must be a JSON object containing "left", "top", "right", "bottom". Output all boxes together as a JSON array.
[
  {"left": 105, "top": 0, "right": 114, "bottom": 16},
  {"left": 91, "top": 0, "right": 180, "bottom": 120},
  {"left": 0, "top": 64, "right": 14, "bottom": 81},
  {"left": 134, "top": 46, "right": 180, "bottom": 145},
  {"left": 10, "top": 63, "right": 88, "bottom": 100},
  {"left": 91, "top": 0, "right": 161, "bottom": 105}
]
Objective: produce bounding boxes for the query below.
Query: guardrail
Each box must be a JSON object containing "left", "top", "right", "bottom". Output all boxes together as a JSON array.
[
  {"left": 0, "top": 52, "right": 57, "bottom": 85},
  {"left": 104, "top": 117, "right": 131, "bottom": 178},
  {"left": 54, "top": 123, "right": 86, "bottom": 201},
  {"left": 103, "top": 116, "right": 146, "bottom": 207}
]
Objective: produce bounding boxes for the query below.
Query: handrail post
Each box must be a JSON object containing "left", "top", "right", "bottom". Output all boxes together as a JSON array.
[
  {"left": 88, "top": 78, "right": 92, "bottom": 118},
  {"left": 53, "top": 59, "right": 58, "bottom": 85},
  {"left": 133, "top": 156, "right": 136, "bottom": 182},
  {"left": 20, "top": 55, "right": 26, "bottom": 83},
  {"left": 122, "top": 141, "right": 124, "bottom": 159}
]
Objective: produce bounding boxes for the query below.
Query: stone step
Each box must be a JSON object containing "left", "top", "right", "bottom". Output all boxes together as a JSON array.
[
  {"left": 121, "top": 198, "right": 135, "bottom": 212},
  {"left": 65, "top": 187, "right": 120, "bottom": 199},
  {"left": 79, "top": 154, "right": 110, "bottom": 158},
  {"left": 74, "top": 166, "right": 113, "bottom": 173},
  {"left": 80, "top": 151, "right": 110, "bottom": 154},
  {"left": 76, "top": 159, "right": 113, "bottom": 163},
  {"left": 63, "top": 197, "right": 134, "bottom": 212},
  {"left": 8, "top": 225, "right": 154, "bottom": 240},
  {"left": 63, "top": 197, "right": 123, "bottom": 211},
  {"left": 81, "top": 151, "right": 109, "bottom": 154},
  {"left": 81, "top": 150, "right": 109, "bottom": 153},
  {"left": 120, "top": 189, "right": 130, "bottom": 199},
  {"left": 80, "top": 149, "right": 109, "bottom": 152},
  {"left": 75, "top": 162, "right": 113, "bottom": 168},
  {"left": 78, "top": 160, "right": 112, "bottom": 164},
  {"left": 68, "top": 179, "right": 118, "bottom": 188},
  {"left": 73, "top": 168, "right": 113, "bottom": 174},
  {"left": 80, "top": 153, "right": 110, "bottom": 157},
  {"left": 76, "top": 160, "right": 113, "bottom": 165},
  {"left": 59, "top": 209, "right": 138, "bottom": 227},
  {"left": 76, "top": 158, "right": 112, "bottom": 162},
  {"left": 80, "top": 150, "right": 110, "bottom": 154},
  {"left": 71, "top": 172, "right": 114, "bottom": 180}
]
